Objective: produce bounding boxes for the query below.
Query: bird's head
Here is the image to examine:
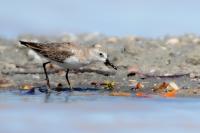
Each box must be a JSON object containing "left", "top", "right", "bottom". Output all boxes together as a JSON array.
[{"left": 89, "top": 47, "right": 117, "bottom": 70}]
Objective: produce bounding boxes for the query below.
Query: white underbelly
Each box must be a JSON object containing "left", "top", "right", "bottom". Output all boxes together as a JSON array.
[{"left": 54, "top": 56, "right": 89, "bottom": 70}]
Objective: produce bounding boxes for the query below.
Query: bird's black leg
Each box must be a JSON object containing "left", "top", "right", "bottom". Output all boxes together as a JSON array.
[
  {"left": 43, "top": 61, "right": 51, "bottom": 93},
  {"left": 66, "top": 69, "right": 73, "bottom": 91}
]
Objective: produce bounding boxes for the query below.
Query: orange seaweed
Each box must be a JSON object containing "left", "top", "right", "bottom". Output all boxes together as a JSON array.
[
  {"left": 135, "top": 92, "right": 144, "bottom": 97},
  {"left": 163, "top": 90, "right": 176, "bottom": 97}
]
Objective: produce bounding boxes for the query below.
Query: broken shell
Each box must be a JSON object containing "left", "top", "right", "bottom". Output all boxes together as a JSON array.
[
  {"left": 166, "top": 82, "right": 180, "bottom": 91},
  {"left": 153, "top": 82, "right": 180, "bottom": 93},
  {"left": 136, "top": 83, "right": 144, "bottom": 89},
  {"left": 153, "top": 82, "right": 169, "bottom": 92}
]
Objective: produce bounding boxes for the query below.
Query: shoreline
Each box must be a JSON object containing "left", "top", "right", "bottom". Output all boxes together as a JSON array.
[{"left": 1, "top": 33, "right": 200, "bottom": 97}]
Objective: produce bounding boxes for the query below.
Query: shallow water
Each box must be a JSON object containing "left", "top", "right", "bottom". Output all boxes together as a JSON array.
[{"left": 0, "top": 90, "right": 200, "bottom": 133}]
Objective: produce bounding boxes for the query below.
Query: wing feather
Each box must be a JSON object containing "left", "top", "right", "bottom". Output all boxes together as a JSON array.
[{"left": 19, "top": 41, "right": 75, "bottom": 63}]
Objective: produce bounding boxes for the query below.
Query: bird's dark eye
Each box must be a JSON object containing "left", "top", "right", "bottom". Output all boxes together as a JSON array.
[{"left": 99, "top": 53, "right": 104, "bottom": 57}]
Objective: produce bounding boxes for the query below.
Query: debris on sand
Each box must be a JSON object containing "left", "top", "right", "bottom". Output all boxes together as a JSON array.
[
  {"left": 129, "top": 80, "right": 144, "bottom": 91},
  {"left": 110, "top": 91, "right": 131, "bottom": 97},
  {"left": 153, "top": 82, "right": 180, "bottom": 93},
  {"left": 135, "top": 92, "right": 150, "bottom": 98},
  {"left": 55, "top": 83, "right": 63, "bottom": 92},
  {"left": 163, "top": 90, "right": 177, "bottom": 98},
  {"left": 153, "top": 81, "right": 180, "bottom": 97},
  {"left": 0, "top": 77, "right": 15, "bottom": 88},
  {"left": 1, "top": 34, "right": 200, "bottom": 96},
  {"left": 20, "top": 84, "right": 33, "bottom": 90},
  {"left": 166, "top": 82, "right": 180, "bottom": 91},
  {"left": 91, "top": 80, "right": 116, "bottom": 90},
  {"left": 153, "top": 82, "right": 169, "bottom": 93}
]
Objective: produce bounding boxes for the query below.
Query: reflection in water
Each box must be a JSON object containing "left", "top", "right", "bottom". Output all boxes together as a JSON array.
[{"left": 0, "top": 91, "right": 199, "bottom": 133}]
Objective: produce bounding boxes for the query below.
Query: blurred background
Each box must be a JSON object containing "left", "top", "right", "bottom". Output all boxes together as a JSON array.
[
  {"left": 1, "top": 1, "right": 200, "bottom": 133},
  {"left": 0, "top": 0, "right": 200, "bottom": 38}
]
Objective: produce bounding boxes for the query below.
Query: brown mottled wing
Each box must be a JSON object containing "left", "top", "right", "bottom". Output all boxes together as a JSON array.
[
  {"left": 20, "top": 41, "right": 75, "bottom": 63},
  {"left": 39, "top": 48, "right": 74, "bottom": 63}
]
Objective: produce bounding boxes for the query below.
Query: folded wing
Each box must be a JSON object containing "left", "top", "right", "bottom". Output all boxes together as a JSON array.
[{"left": 19, "top": 41, "right": 75, "bottom": 63}]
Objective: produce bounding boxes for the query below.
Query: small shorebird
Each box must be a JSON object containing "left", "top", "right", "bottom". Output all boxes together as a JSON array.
[{"left": 19, "top": 40, "right": 117, "bottom": 93}]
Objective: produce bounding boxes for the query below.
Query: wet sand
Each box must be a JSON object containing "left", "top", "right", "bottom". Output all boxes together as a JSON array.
[{"left": 1, "top": 33, "right": 200, "bottom": 96}]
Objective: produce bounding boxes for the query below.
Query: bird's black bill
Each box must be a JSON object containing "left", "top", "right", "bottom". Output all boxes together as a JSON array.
[{"left": 104, "top": 59, "right": 117, "bottom": 70}]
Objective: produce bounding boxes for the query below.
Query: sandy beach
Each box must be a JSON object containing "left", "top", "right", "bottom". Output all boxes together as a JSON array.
[{"left": 0, "top": 33, "right": 200, "bottom": 96}]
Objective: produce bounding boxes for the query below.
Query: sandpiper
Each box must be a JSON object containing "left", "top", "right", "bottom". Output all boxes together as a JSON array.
[{"left": 19, "top": 40, "right": 117, "bottom": 93}]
